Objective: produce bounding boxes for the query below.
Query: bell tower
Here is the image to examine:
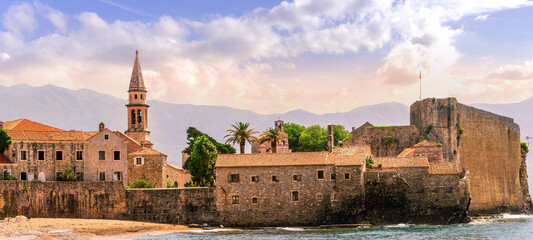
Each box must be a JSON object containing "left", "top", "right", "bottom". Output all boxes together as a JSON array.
[{"left": 125, "top": 50, "right": 152, "bottom": 148}]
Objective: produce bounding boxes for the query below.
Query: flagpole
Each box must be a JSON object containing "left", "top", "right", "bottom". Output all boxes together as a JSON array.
[{"left": 419, "top": 70, "right": 421, "bottom": 101}]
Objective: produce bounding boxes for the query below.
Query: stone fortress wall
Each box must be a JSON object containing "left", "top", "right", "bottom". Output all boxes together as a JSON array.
[
  {"left": 0, "top": 181, "right": 216, "bottom": 225},
  {"left": 346, "top": 97, "right": 532, "bottom": 214}
]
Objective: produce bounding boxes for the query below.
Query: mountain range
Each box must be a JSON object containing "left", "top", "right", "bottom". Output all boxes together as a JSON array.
[{"left": 1, "top": 84, "right": 532, "bottom": 172}]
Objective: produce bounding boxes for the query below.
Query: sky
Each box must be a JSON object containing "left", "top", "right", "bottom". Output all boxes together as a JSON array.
[{"left": 0, "top": 0, "right": 533, "bottom": 114}]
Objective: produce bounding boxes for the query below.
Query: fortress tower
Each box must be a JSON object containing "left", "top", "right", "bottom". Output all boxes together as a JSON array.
[{"left": 125, "top": 51, "right": 152, "bottom": 148}]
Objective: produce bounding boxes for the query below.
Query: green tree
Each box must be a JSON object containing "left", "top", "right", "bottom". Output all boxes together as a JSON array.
[
  {"left": 260, "top": 128, "right": 288, "bottom": 153},
  {"left": 521, "top": 142, "right": 529, "bottom": 159},
  {"left": 0, "top": 128, "right": 11, "bottom": 154},
  {"left": 127, "top": 176, "right": 155, "bottom": 188},
  {"left": 188, "top": 135, "right": 218, "bottom": 186},
  {"left": 332, "top": 125, "right": 350, "bottom": 146},
  {"left": 182, "top": 127, "right": 235, "bottom": 170},
  {"left": 224, "top": 122, "right": 258, "bottom": 154},
  {"left": 58, "top": 169, "right": 79, "bottom": 181},
  {"left": 298, "top": 125, "right": 328, "bottom": 152},
  {"left": 284, "top": 122, "right": 306, "bottom": 152}
]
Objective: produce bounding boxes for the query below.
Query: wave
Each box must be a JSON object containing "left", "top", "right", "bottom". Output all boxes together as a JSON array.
[
  {"left": 383, "top": 223, "right": 412, "bottom": 228},
  {"left": 276, "top": 227, "right": 305, "bottom": 231},
  {"left": 186, "top": 228, "right": 245, "bottom": 233},
  {"left": 501, "top": 214, "right": 533, "bottom": 219}
]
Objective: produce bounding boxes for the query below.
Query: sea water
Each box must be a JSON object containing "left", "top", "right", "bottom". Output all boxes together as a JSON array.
[{"left": 135, "top": 214, "right": 533, "bottom": 240}]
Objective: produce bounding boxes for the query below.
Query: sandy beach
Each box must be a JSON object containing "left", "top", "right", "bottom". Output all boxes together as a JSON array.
[{"left": 0, "top": 216, "right": 198, "bottom": 240}]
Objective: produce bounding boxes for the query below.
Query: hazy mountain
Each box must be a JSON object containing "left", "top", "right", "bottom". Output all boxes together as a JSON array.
[{"left": 0, "top": 84, "right": 410, "bottom": 166}]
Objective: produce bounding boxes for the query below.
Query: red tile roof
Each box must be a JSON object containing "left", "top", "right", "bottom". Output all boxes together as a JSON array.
[
  {"left": 3, "top": 119, "right": 64, "bottom": 131},
  {"left": 0, "top": 153, "right": 12, "bottom": 164},
  {"left": 6, "top": 130, "right": 86, "bottom": 141}
]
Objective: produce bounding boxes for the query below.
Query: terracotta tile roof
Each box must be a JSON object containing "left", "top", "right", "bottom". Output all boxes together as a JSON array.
[
  {"left": 429, "top": 162, "right": 461, "bottom": 175},
  {"left": 3, "top": 119, "right": 64, "bottom": 131},
  {"left": 216, "top": 146, "right": 371, "bottom": 168},
  {"left": 0, "top": 154, "right": 12, "bottom": 164},
  {"left": 167, "top": 163, "right": 185, "bottom": 172},
  {"left": 114, "top": 131, "right": 141, "bottom": 146},
  {"left": 413, "top": 140, "right": 439, "bottom": 148},
  {"left": 397, "top": 148, "right": 413, "bottom": 158},
  {"left": 129, "top": 147, "right": 167, "bottom": 157},
  {"left": 217, "top": 152, "right": 329, "bottom": 168},
  {"left": 84, "top": 131, "right": 99, "bottom": 140},
  {"left": 373, "top": 157, "right": 429, "bottom": 168},
  {"left": 6, "top": 130, "right": 86, "bottom": 141}
]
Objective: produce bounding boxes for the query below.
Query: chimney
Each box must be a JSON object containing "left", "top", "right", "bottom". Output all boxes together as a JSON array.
[
  {"left": 0, "top": 121, "right": 3, "bottom": 129},
  {"left": 99, "top": 122, "right": 105, "bottom": 131},
  {"left": 327, "top": 123, "right": 334, "bottom": 152}
]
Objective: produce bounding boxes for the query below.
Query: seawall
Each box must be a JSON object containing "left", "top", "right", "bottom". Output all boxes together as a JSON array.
[{"left": 0, "top": 181, "right": 216, "bottom": 224}]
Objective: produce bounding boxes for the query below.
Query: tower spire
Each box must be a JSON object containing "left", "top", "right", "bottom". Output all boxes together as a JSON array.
[{"left": 129, "top": 50, "right": 146, "bottom": 92}]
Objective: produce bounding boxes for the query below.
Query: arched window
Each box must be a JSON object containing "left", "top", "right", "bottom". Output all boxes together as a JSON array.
[
  {"left": 131, "top": 110, "right": 136, "bottom": 125},
  {"left": 137, "top": 110, "right": 142, "bottom": 124},
  {"left": 140, "top": 94, "right": 143, "bottom": 99},
  {"left": 135, "top": 94, "right": 138, "bottom": 99},
  {"left": 174, "top": 181, "right": 178, "bottom": 187}
]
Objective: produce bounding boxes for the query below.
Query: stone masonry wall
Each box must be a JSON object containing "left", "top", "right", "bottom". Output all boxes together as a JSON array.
[
  {"left": 344, "top": 126, "right": 420, "bottom": 157},
  {"left": 0, "top": 181, "right": 126, "bottom": 219},
  {"left": 0, "top": 181, "right": 217, "bottom": 225},
  {"left": 410, "top": 98, "right": 529, "bottom": 214},
  {"left": 126, "top": 187, "right": 216, "bottom": 224}
]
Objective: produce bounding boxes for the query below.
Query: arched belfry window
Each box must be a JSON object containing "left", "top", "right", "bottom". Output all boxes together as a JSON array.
[
  {"left": 135, "top": 94, "right": 138, "bottom": 99},
  {"left": 137, "top": 110, "right": 142, "bottom": 124},
  {"left": 131, "top": 110, "right": 136, "bottom": 125}
]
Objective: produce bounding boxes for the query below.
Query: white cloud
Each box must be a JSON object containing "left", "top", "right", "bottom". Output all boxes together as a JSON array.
[
  {"left": 0, "top": 0, "right": 532, "bottom": 113},
  {"left": 2, "top": 2, "right": 37, "bottom": 35},
  {"left": 475, "top": 14, "right": 489, "bottom": 21},
  {"left": 485, "top": 61, "right": 533, "bottom": 80}
]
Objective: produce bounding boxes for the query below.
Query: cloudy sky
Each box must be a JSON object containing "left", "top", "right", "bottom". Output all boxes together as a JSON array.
[{"left": 0, "top": 0, "right": 532, "bottom": 114}]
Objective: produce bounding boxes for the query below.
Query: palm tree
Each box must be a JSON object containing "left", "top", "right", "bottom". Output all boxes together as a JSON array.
[
  {"left": 261, "top": 128, "right": 287, "bottom": 153},
  {"left": 224, "top": 122, "right": 258, "bottom": 154}
]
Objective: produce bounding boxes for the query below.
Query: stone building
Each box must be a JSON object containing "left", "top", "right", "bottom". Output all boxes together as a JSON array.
[
  {"left": 251, "top": 119, "right": 290, "bottom": 153},
  {"left": 344, "top": 97, "right": 531, "bottom": 214},
  {"left": 397, "top": 140, "right": 444, "bottom": 162},
  {"left": 216, "top": 128, "right": 470, "bottom": 226},
  {"left": 0, "top": 51, "right": 191, "bottom": 188}
]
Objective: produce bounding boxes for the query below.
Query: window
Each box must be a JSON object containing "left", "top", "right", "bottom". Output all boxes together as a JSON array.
[
  {"left": 291, "top": 191, "right": 299, "bottom": 202},
  {"left": 229, "top": 174, "right": 240, "bottom": 183},
  {"left": 344, "top": 173, "right": 350, "bottom": 180},
  {"left": 113, "top": 172, "right": 122, "bottom": 181},
  {"left": 99, "top": 172, "right": 106, "bottom": 181},
  {"left": 20, "top": 172, "right": 27, "bottom": 180},
  {"left": 174, "top": 181, "right": 178, "bottom": 187},
  {"left": 272, "top": 176, "right": 279, "bottom": 182},
  {"left": 317, "top": 170, "right": 324, "bottom": 179},
  {"left": 99, "top": 151, "right": 105, "bottom": 160},
  {"left": 251, "top": 176, "right": 259, "bottom": 182},
  {"left": 76, "top": 172, "right": 83, "bottom": 181},
  {"left": 293, "top": 174, "right": 302, "bottom": 181},
  {"left": 317, "top": 194, "right": 323, "bottom": 201},
  {"left": 76, "top": 151, "right": 83, "bottom": 160},
  {"left": 140, "top": 94, "right": 143, "bottom": 99},
  {"left": 331, "top": 173, "right": 336, "bottom": 180},
  {"left": 56, "top": 151, "right": 63, "bottom": 160},
  {"left": 56, "top": 172, "right": 62, "bottom": 180},
  {"left": 131, "top": 110, "right": 136, "bottom": 124},
  {"left": 135, "top": 94, "right": 138, "bottom": 99},
  {"left": 104, "top": 134, "right": 109, "bottom": 140},
  {"left": 231, "top": 196, "right": 239, "bottom": 204},
  {"left": 135, "top": 157, "right": 143, "bottom": 165},
  {"left": 114, "top": 151, "right": 120, "bottom": 160},
  {"left": 137, "top": 110, "right": 142, "bottom": 124},
  {"left": 20, "top": 151, "right": 27, "bottom": 160},
  {"left": 38, "top": 151, "right": 45, "bottom": 160},
  {"left": 252, "top": 197, "right": 258, "bottom": 203}
]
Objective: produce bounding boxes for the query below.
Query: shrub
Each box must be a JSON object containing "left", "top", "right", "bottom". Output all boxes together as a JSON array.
[
  {"left": 459, "top": 128, "right": 464, "bottom": 135},
  {"left": 184, "top": 182, "right": 197, "bottom": 187},
  {"left": 3, "top": 171, "right": 16, "bottom": 180},
  {"left": 424, "top": 125, "right": 433, "bottom": 137},
  {"left": 521, "top": 142, "right": 529, "bottom": 159},
  {"left": 127, "top": 176, "right": 155, "bottom": 189},
  {"left": 383, "top": 135, "right": 399, "bottom": 145},
  {"left": 166, "top": 180, "right": 177, "bottom": 188},
  {"left": 366, "top": 157, "right": 374, "bottom": 169},
  {"left": 437, "top": 143, "right": 442, "bottom": 147},
  {"left": 431, "top": 97, "right": 436, "bottom": 103},
  {"left": 377, "top": 163, "right": 383, "bottom": 169}
]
